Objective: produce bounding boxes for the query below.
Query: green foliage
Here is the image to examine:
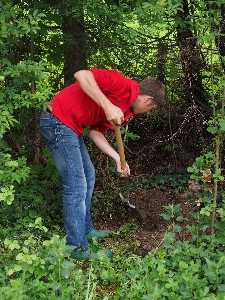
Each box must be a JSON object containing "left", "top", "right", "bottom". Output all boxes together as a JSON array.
[
  {"left": 0, "top": 165, "right": 225, "bottom": 299},
  {"left": 0, "top": 1, "right": 53, "bottom": 205},
  {"left": 187, "top": 152, "right": 216, "bottom": 180},
  {"left": 121, "top": 126, "right": 140, "bottom": 141},
  {"left": 1, "top": 233, "right": 86, "bottom": 299},
  {"left": 0, "top": 3, "right": 53, "bottom": 100},
  {"left": 0, "top": 162, "right": 62, "bottom": 237},
  {"left": 0, "top": 59, "right": 53, "bottom": 136},
  {"left": 2, "top": 219, "right": 225, "bottom": 299},
  {"left": 135, "top": 171, "right": 189, "bottom": 192},
  {"left": 0, "top": 144, "right": 30, "bottom": 205}
]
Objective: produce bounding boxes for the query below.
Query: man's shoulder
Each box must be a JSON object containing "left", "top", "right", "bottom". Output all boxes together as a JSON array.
[{"left": 90, "top": 67, "right": 125, "bottom": 77}]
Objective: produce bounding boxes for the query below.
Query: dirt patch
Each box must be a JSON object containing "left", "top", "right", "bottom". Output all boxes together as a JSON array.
[
  {"left": 128, "top": 188, "right": 183, "bottom": 231},
  {"left": 96, "top": 188, "right": 194, "bottom": 256}
]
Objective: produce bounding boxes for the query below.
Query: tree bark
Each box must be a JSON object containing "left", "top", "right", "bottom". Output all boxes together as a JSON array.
[
  {"left": 30, "top": 0, "right": 41, "bottom": 165},
  {"left": 156, "top": 41, "right": 167, "bottom": 83},
  {"left": 62, "top": 14, "right": 87, "bottom": 86},
  {"left": 214, "top": 4, "right": 225, "bottom": 72},
  {"left": 176, "top": 0, "right": 207, "bottom": 107}
]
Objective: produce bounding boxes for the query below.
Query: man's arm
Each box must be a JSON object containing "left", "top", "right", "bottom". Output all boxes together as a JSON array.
[
  {"left": 74, "top": 70, "right": 124, "bottom": 126},
  {"left": 88, "top": 129, "right": 130, "bottom": 176}
]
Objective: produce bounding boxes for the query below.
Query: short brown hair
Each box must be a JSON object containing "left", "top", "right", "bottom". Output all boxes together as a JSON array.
[{"left": 138, "top": 78, "right": 166, "bottom": 107}]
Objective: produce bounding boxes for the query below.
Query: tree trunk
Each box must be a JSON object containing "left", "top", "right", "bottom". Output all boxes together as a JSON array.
[
  {"left": 30, "top": 0, "right": 41, "bottom": 165},
  {"left": 156, "top": 41, "right": 167, "bottom": 83},
  {"left": 214, "top": 4, "right": 225, "bottom": 72},
  {"left": 176, "top": 0, "right": 207, "bottom": 107},
  {"left": 62, "top": 14, "right": 87, "bottom": 86}
]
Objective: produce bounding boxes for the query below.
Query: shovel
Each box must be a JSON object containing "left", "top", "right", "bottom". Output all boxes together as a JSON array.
[{"left": 114, "top": 126, "right": 144, "bottom": 222}]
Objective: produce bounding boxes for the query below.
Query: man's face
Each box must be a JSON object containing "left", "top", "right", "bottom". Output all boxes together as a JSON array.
[{"left": 132, "top": 95, "right": 158, "bottom": 115}]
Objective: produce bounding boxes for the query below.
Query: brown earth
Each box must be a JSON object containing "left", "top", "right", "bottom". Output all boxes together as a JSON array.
[{"left": 96, "top": 187, "right": 194, "bottom": 256}]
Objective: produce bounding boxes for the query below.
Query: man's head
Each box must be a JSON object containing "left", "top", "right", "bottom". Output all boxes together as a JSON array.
[{"left": 132, "top": 78, "right": 165, "bottom": 115}]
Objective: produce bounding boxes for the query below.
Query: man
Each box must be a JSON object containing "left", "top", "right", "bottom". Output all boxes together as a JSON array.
[{"left": 39, "top": 68, "right": 165, "bottom": 260}]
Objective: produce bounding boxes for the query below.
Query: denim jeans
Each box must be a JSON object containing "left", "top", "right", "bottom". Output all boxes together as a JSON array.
[{"left": 39, "top": 110, "right": 95, "bottom": 250}]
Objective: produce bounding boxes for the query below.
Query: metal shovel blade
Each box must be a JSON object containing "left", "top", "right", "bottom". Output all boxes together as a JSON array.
[
  {"left": 119, "top": 192, "right": 144, "bottom": 223},
  {"left": 119, "top": 192, "right": 136, "bottom": 209}
]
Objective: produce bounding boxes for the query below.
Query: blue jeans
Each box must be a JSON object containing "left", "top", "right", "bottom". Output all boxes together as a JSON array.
[{"left": 39, "top": 110, "right": 95, "bottom": 250}]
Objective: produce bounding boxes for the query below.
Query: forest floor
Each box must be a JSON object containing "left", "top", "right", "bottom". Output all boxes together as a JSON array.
[
  {"left": 95, "top": 187, "right": 194, "bottom": 257},
  {"left": 90, "top": 115, "right": 202, "bottom": 256}
]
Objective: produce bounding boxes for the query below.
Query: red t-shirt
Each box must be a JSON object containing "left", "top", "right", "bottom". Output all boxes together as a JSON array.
[{"left": 50, "top": 68, "right": 140, "bottom": 135}]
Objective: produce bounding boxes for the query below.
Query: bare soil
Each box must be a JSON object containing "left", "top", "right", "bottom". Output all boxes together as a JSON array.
[{"left": 96, "top": 187, "right": 194, "bottom": 256}]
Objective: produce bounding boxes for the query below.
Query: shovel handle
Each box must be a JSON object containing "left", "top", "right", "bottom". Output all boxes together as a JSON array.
[{"left": 114, "top": 125, "right": 126, "bottom": 170}]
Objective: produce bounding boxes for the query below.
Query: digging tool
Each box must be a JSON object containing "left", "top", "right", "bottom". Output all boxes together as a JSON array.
[{"left": 114, "top": 125, "right": 144, "bottom": 222}]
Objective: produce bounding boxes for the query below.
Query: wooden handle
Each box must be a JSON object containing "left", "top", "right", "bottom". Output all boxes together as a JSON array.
[{"left": 114, "top": 125, "right": 126, "bottom": 170}]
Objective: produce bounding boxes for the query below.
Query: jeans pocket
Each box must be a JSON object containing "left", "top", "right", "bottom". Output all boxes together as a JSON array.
[{"left": 39, "top": 111, "right": 58, "bottom": 152}]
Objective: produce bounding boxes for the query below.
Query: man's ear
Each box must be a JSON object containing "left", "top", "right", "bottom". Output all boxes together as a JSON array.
[
  {"left": 147, "top": 96, "right": 154, "bottom": 104},
  {"left": 143, "top": 95, "right": 153, "bottom": 103}
]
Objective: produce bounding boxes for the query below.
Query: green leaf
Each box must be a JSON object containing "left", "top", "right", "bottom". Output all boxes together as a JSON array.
[
  {"left": 7, "top": 269, "right": 15, "bottom": 276},
  {"left": 16, "top": 253, "right": 24, "bottom": 260},
  {"left": 174, "top": 225, "right": 182, "bottom": 232},
  {"left": 61, "top": 260, "right": 75, "bottom": 268},
  {"left": 214, "top": 220, "right": 225, "bottom": 231},
  {"left": 160, "top": 213, "right": 171, "bottom": 221},
  {"left": 14, "top": 265, "right": 23, "bottom": 272},
  {"left": 206, "top": 126, "right": 218, "bottom": 134},
  {"left": 35, "top": 216, "right": 42, "bottom": 225},
  {"left": 219, "top": 120, "right": 225, "bottom": 131},
  {"left": 29, "top": 210, "right": 37, "bottom": 218},
  {"left": 45, "top": 256, "right": 57, "bottom": 265},
  {"left": 176, "top": 216, "right": 187, "bottom": 222},
  {"left": 61, "top": 267, "right": 71, "bottom": 278}
]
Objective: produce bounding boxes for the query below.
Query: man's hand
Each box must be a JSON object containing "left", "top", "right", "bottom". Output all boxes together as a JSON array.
[
  {"left": 88, "top": 130, "right": 130, "bottom": 176},
  {"left": 116, "top": 161, "right": 130, "bottom": 177},
  {"left": 103, "top": 102, "right": 124, "bottom": 126}
]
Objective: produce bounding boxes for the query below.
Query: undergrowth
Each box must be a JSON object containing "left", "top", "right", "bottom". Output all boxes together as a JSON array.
[
  {"left": 135, "top": 171, "right": 189, "bottom": 193},
  {"left": 1, "top": 214, "right": 225, "bottom": 299},
  {"left": 1, "top": 164, "right": 225, "bottom": 299}
]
